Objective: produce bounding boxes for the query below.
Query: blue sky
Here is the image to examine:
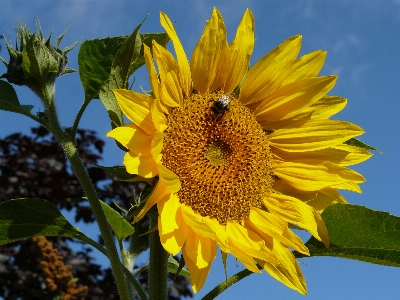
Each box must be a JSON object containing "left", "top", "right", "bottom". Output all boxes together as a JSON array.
[{"left": 1, "top": 0, "right": 400, "bottom": 299}]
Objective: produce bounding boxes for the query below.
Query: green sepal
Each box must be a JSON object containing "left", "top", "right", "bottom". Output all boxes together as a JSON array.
[
  {"left": 127, "top": 216, "right": 151, "bottom": 257},
  {"left": 345, "top": 137, "right": 382, "bottom": 153},
  {"left": 295, "top": 203, "right": 400, "bottom": 267},
  {"left": 1, "top": 21, "right": 76, "bottom": 101},
  {"left": 168, "top": 255, "right": 190, "bottom": 278},
  {"left": 21, "top": 35, "right": 58, "bottom": 84},
  {"left": 0, "top": 80, "right": 34, "bottom": 115},
  {"left": 99, "top": 200, "right": 135, "bottom": 243}
]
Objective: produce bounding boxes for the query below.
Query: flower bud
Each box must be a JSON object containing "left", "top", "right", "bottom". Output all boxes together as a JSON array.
[{"left": 0, "top": 19, "right": 77, "bottom": 103}]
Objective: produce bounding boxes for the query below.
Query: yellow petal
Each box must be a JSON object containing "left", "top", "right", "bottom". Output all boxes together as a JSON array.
[
  {"left": 273, "top": 181, "right": 348, "bottom": 212},
  {"left": 158, "top": 164, "right": 181, "bottom": 193},
  {"left": 158, "top": 193, "right": 180, "bottom": 234},
  {"left": 282, "top": 50, "right": 327, "bottom": 85},
  {"left": 228, "top": 240, "right": 261, "bottom": 273},
  {"left": 331, "top": 181, "right": 363, "bottom": 193},
  {"left": 224, "top": 9, "right": 255, "bottom": 93},
  {"left": 113, "top": 89, "right": 156, "bottom": 135},
  {"left": 158, "top": 204, "right": 188, "bottom": 255},
  {"left": 331, "top": 144, "right": 373, "bottom": 166},
  {"left": 247, "top": 208, "right": 309, "bottom": 255},
  {"left": 268, "top": 119, "right": 364, "bottom": 152},
  {"left": 106, "top": 124, "right": 152, "bottom": 156},
  {"left": 305, "top": 188, "right": 348, "bottom": 211},
  {"left": 150, "top": 131, "right": 163, "bottom": 163},
  {"left": 307, "top": 95, "right": 347, "bottom": 119},
  {"left": 190, "top": 7, "right": 228, "bottom": 93},
  {"left": 160, "top": 71, "right": 183, "bottom": 107},
  {"left": 273, "top": 160, "right": 365, "bottom": 191},
  {"left": 152, "top": 40, "right": 179, "bottom": 84},
  {"left": 133, "top": 179, "right": 171, "bottom": 223},
  {"left": 260, "top": 95, "right": 348, "bottom": 131},
  {"left": 160, "top": 12, "right": 191, "bottom": 96},
  {"left": 204, "top": 217, "right": 229, "bottom": 253},
  {"left": 182, "top": 242, "right": 213, "bottom": 294},
  {"left": 264, "top": 193, "right": 329, "bottom": 247},
  {"left": 150, "top": 99, "right": 167, "bottom": 133},
  {"left": 123, "top": 152, "right": 158, "bottom": 178},
  {"left": 256, "top": 242, "right": 307, "bottom": 295},
  {"left": 239, "top": 35, "right": 302, "bottom": 105},
  {"left": 272, "top": 144, "right": 372, "bottom": 167},
  {"left": 254, "top": 76, "right": 337, "bottom": 124},
  {"left": 184, "top": 227, "right": 217, "bottom": 269},
  {"left": 181, "top": 205, "right": 217, "bottom": 239},
  {"left": 226, "top": 221, "right": 277, "bottom": 263},
  {"left": 143, "top": 44, "right": 160, "bottom": 99}
]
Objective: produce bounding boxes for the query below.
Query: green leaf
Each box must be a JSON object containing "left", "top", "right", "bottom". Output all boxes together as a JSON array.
[
  {"left": 99, "top": 22, "right": 145, "bottom": 129},
  {"left": 298, "top": 204, "right": 400, "bottom": 267},
  {"left": 133, "top": 32, "right": 170, "bottom": 74},
  {"left": 0, "top": 80, "right": 34, "bottom": 115},
  {"left": 78, "top": 36, "right": 127, "bottom": 101},
  {"left": 77, "top": 32, "right": 168, "bottom": 104},
  {"left": 345, "top": 137, "right": 381, "bottom": 153},
  {"left": 133, "top": 256, "right": 190, "bottom": 278},
  {"left": 100, "top": 200, "right": 134, "bottom": 243},
  {"left": 0, "top": 198, "right": 93, "bottom": 247},
  {"left": 21, "top": 36, "right": 58, "bottom": 82},
  {"left": 141, "top": 32, "right": 170, "bottom": 51},
  {"left": 0, "top": 198, "right": 148, "bottom": 298},
  {"left": 95, "top": 164, "right": 138, "bottom": 181}
]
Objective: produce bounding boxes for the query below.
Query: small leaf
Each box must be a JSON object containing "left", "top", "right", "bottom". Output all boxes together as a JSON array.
[
  {"left": 78, "top": 36, "right": 127, "bottom": 101},
  {"left": 95, "top": 164, "right": 138, "bottom": 180},
  {"left": 168, "top": 255, "right": 190, "bottom": 277},
  {"left": 100, "top": 200, "right": 134, "bottom": 243},
  {"left": 298, "top": 204, "right": 400, "bottom": 267},
  {"left": 345, "top": 137, "right": 381, "bottom": 153},
  {"left": 95, "top": 164, "right": 155, "bottom": 188},
  {"left": 0, "top": 81, "right": 34, "bottom": 115}
]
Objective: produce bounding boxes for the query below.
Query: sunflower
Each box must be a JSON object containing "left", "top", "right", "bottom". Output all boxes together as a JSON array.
[{"left": 107, "top": 8, "right": 371, "bottom": 294}]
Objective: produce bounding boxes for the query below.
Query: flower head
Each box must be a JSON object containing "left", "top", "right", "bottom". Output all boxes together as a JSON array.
[{"left": 107, "top": 8, "right": 371, "bottom": 294}]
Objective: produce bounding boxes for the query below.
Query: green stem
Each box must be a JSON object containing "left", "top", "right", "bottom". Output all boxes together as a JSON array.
[
  {"left": 42, "top": 93, "right": 131, "bottom": 300},
  {"left": 62, "top": 140, "right": 131, "bottom": 300},
  {"left": 119, "top": 241, "right": 137, "bottom": 300},
  {"left": 201, "top": 268, "right": 255, "bottom": 300},
  {"left": 71, "top": 99, "right": 91, "bottom": 136},
  {"left": 149, "top": 217, "right": 168, "bottom": 300}
]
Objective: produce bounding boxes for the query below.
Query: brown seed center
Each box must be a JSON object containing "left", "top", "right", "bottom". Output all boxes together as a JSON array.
[{"left": 162, "top": 91, "right": 273, "bottom": 225}]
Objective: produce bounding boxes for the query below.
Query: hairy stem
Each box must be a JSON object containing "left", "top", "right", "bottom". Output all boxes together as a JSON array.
[
  {"left": 43, "top": 93, "right": 132, "bottom": 300},
  {"left": 149, "top": 216, "right": 168, "bottom": 300}
]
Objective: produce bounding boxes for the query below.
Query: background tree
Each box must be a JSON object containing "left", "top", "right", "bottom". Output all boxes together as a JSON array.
[{"left": 0, "top": 126, "right": 193, "bottom": 299}]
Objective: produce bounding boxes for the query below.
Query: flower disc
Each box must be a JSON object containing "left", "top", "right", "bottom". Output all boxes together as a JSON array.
[{"left": 162, "top": 91, "right": 273, "bottom": 225}]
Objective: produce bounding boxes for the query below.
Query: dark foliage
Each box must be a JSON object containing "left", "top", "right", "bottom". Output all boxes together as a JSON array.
[{"left": 0, "top": 126, "right": 193, "bottom": 299}]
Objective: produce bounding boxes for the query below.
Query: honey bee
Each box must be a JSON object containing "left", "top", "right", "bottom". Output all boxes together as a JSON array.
[{"left": 211, "top": 94, "right": 230, "bottom": 116}]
